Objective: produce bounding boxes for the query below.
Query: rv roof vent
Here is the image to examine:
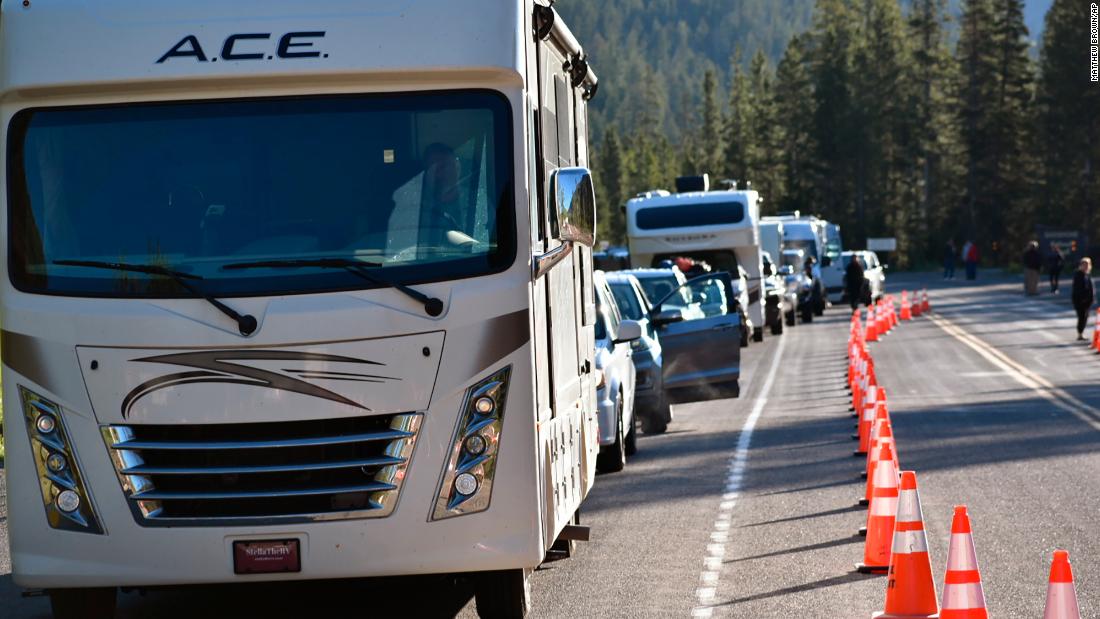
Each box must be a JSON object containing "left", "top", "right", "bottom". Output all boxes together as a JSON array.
[
  {"left": 775, "top": 210, "right": 801, "bottom": 219},
  {"left": 675, "top": 174, "right": 709, "bottom": 193},
  {"left": 634, "top": 190, "right": 671, "bottom": 199},
  {"left": 717, "top": 179, "right": 738, "bottom": 190}
]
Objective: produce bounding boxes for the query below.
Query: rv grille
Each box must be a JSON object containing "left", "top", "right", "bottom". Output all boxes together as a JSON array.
[{"left": 101, "top": 413, "right": 422, "bottom": 526}]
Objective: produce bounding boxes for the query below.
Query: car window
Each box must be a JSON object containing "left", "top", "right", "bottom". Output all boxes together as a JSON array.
[
  {"left": 688, "top": 277, "right": 731, "bottom": 318},
  {"left": 637, "top": 276, "right": 682, "bottom": 308},
  {"left": 609, "top": 282, "right": 644, "bottom": 321}
]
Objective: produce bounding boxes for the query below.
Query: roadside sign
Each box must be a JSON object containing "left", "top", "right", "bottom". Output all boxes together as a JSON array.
[{"left": 867, "top": 238, "right": 897, "bottom": 252}]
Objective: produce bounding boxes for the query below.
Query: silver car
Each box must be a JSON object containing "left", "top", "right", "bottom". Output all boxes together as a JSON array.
[
  {"left": 593, "top": 270, "right": 643, "bottom": 473},
  {"left": 605, "top": 272, "right": 671, "bottom": 434}
]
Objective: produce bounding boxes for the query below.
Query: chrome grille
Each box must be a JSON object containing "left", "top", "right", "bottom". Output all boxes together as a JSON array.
[{"left": 102, "top": 413, "right": 421, "bottom": 526}]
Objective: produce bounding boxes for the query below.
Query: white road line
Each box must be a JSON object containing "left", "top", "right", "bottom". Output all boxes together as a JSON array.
[
  {"left": 928, "top": 312, "right": 1100, "bottom": 432},
  {"left": 691, "top": 333, "right": 788, "bottom": 617}
]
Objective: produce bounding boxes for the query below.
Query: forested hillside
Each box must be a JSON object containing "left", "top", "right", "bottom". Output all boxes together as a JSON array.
[{"left": 561, "top": 0, "right": 1087, "bottom": 269}]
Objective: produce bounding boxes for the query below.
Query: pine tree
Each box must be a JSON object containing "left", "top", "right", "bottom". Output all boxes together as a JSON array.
[
  {"left": 955, "top": 0, "right": 1000, "bottom": 249},
  {"left": 1036, "top": 0, "right": 1100, "bottom": 240},
  {"left": 773, "top": 33, "right": 817, "bottom": 215},
  {"left": 907, "top": 0, "right": 961, "bottom": 262},
  {"left": 698, "top": 69, "right": 724, "bottom": 177},
  {"left": 724, "top": 50, "right": 754, "bottom": 188},
  {"left": 852, "top": 0, "right": 912, "bottom": 255},
  {"left": 593, "top": 126, "right": 628, "bottom": 244},
  {"left": 808, "top": 0, "right": 860, "bottom": 229},
  {"left": 988, "top": 0, "right": 1035, "bottom": 259}
]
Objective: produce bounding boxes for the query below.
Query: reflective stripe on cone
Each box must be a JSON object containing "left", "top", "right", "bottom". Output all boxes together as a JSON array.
[
  {"left": 1043, "top": 550, "right": 1081, "bottom": 619},
  {"left": 872, "top": 471, "right": 939, "bottom": 618},
  {"left": 857, "top": 443, "right": 899, "bottom": 574},
  {"left": 939, "top": 506, "right": 987, "bottom": 619}
]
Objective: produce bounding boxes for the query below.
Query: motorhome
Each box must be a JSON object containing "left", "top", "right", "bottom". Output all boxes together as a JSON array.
[
  {"left": 1, "top": 1, "right": 599, "bottom": 616},
  {"left": 625, "top": 184, "right": 767, "bottom": 342},
  {"left": 761, "top": 212, "right": 835, "bottom": 313}
]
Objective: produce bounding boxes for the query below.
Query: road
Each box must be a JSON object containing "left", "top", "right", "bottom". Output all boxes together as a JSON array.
[{"left": 3, "top": 271, "right": 1099, "bottom": 617}]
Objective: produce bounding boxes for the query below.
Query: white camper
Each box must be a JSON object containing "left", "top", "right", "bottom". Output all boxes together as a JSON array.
[
  {"left": 1, "top": 1, "right": 600, "bottom": 616},
  {"left": 625, "top": 187, "right": 767, "bottom": 342}
]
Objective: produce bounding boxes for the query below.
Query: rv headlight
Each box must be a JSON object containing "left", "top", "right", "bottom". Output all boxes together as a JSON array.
[
  {"left": 432, "top": 366, "right": 511, "bottom": 520},
  {"left": 18, "top": 386, "right": 104, "bottom": 534}
]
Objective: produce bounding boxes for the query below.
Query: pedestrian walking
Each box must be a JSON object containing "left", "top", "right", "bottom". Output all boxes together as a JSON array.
[
  {"left": 962, "top": 240, "right": 979, "bottom": 280},
  {"left": 943, "top": 240, "right": 956, "bottom": 280},
  {"left": 845, "top": 253, "right": 865, "bottom": 310},
  {"left": 1072, "top": 258, "right": 1095, "bottom": 341},
  {"left": 1047, "top": 244, "right": 1065, "bottom": 294},
  {"left": 1023, "top": 241, "right": 1041, "bottom": 295}
]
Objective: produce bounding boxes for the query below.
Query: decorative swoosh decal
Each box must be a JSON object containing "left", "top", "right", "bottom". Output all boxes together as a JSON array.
[{"left": 121, "top": 350, "right": 386, "bottom": 418}]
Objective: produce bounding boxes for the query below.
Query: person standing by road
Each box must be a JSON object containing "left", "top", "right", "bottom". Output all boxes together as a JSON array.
[
  {"left": 943, "top": 240, "right": 956, "bottom": 280},
  {"left": 1072, "top": 258, "right": 1095, "bottom": 341},
  {"left": 845, "top": 253, "right": 865, "bottom": 310},
  {"left": 1047, "top": 244, "right": 1065, "bottom": 294},
  {"left": 963, "top": 240, "right": 979, "bottom": 280},
  {"left": 1022, "top": 241, "right": 1042, "bottom": 295}
]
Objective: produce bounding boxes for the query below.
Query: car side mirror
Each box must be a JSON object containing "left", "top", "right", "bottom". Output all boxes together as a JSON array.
[
  {"left": 650, "top": 308, "right": 684, "bottom": 326},
  {"left": 613, "top": 319, "right": 643, "bottom": 344},
  {"left": 550, "top": 167, "right": 596, "bottom": 247},
  {"left": 763, "top": 263, "right": 774, "bottom": 276}
]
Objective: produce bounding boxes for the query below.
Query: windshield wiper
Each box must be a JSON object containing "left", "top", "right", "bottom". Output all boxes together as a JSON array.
[
  {"left": 53, "top": 260, "right": 258, "bottom": 336},
  {"left": 221, "top": 258, "right": 445, "bottom": 317}
]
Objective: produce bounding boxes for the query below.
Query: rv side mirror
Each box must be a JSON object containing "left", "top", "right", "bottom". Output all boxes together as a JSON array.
[
  {"left": 613, "top": 319, "right": 643, "bottom": 344},
  {"left": 550, "top": 167, "right": 596, "bottom": 247},
  {"left": 650, "top": 308, "right": 684, "bottom": 326},
  {"left": 763, "top": 263, "right": 774, "bottom": 276}
]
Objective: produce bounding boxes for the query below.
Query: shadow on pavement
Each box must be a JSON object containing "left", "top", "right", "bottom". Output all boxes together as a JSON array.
[
  {"left": 724, "top": 534, "right": 862, "bottom": 564},
  {"left": 714, "top": 571, "right": 879, "bottom": 606}
]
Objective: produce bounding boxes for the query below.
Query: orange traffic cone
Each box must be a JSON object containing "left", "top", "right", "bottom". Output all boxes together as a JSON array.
[
  {"left": 857, "top": 443, "right": 899, "bottom": 574},
  {"left": 860, "top": 422, "right": 896, "bottom": 511},
  {"left": 867, "top": 306, "right": 879, "bottom": 342},
  {"left": 856, "top": 387, "right": 882, "bottom": 455},
  {"left": 873, "top": 471, "right": 939, "bottom": 618},
  {"left": 1043, "top": 550, "right": 1081, "bottom": 619},
  {"left": 888, "top": 297, "right": 899, "bottom": 329},
  {"left": 940, "top": 505, "right": 988, "bottom": 618},
  {"left": 901, "top": 292, "right": 912, "bottom": 321},
  {"left": 912, "top": 291, "right": 923, "bottom": 317},
  {"left": 1091, "top": 309, "right": 1099, "bottom": 352},
  {"left": 922, "top": 289, "right": 930, "bottom": 313}
]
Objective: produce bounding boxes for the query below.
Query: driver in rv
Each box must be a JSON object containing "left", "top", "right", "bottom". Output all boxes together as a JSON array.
[{"left": 422, "top": 142, "right": 479, "bottom": 248}]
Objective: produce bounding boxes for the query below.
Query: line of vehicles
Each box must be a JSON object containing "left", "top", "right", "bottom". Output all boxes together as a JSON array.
[
  {"left": 0, "top": 1, "right": 888, "bottom": 617},
  {"left": 590, "top": 176, "right": 891, "bottom": 474}
]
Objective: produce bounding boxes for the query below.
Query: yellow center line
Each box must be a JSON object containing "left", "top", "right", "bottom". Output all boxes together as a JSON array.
[{"left": 927, "top": 312, "right": 1100, "bottom": 432}]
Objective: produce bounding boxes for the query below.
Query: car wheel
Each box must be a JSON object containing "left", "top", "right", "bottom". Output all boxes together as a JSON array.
[
  {"left": 624, "top": 410, "right": 638, "bottom": 456},
  {"left": 740, "top": 324, "right": 750, "bottom": 348},
  {"left": 49, "top": 588, "right": 117, "bottom": 619},
  {"left": 785, "top": 309, "right": 796, "bottom": 326},
  {"left": 772, "top": 319, "right": 783, "bottom": 335},
  {"left": 596, "top": 396, "right": 626, "bottom": 473},
  {"left": 474, "top": 569, "right": 532, "bottom": 618}
]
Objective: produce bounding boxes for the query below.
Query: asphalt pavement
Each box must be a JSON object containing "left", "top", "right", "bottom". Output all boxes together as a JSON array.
[{"left": 3, "top": 270, "right": 1099, "bottom": 617}]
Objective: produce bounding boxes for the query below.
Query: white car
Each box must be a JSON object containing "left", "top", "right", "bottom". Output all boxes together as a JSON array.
[
  {"left": 593, "top": 270, "right": 643, "bottom": 473},
  {"left": 841, "top": 250, "right": 886, "bottom": 305}
]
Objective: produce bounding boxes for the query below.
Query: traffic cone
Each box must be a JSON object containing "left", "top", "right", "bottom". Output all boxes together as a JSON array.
[
  {"left": 888, "top": 297, "right": 899, "bottom": 329},
  {"left": 858, "top": 388, "right": 887, "bottom": 455},
  {"left": 873, "top": 471, "right": 939, "bottom": 618},
  {"left": 912, "top": 291, "right": 923, "bottom": 317},
  {"left": 855, "top": 386, "right": 881, "bottom": 455},
  {"left": 922, "top": 289, "right": 930, "bottom": 313},
  {"left": 901, "top": 292, "right": 912, "bottom": 321},
  {"left": 857, "top": 443, "right": 899, "bottom": 574},
  {"left": 1043, "top": 550, "right": 1081, "bottom": 619},
  {"left": 867, "top": 306, "right": 879, "bottom": 342},
  {"left": 1091, "top": 309, "right": 1099, "bottom": 351},
  {"left": 860, "top": 421, "right": 895, "bottom": 509},
  {"left": 940, "top": 505, "right": 988, "bottom": 619}
]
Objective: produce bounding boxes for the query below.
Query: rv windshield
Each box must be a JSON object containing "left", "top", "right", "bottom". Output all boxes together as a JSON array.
[
  {"left": 785, "top": 239, "right": 818, "bottom": 260},
  {"left": 8, "top": 91, "right": 514, "bottom": 297}
]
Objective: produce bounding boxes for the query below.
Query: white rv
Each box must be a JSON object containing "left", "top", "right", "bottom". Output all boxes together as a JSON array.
[
  {"left": 1, "top": 1, "right": 600, "bottom": 616},
  {"left": 625, "top": 187, "right": 767, "bottom": 342}
]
